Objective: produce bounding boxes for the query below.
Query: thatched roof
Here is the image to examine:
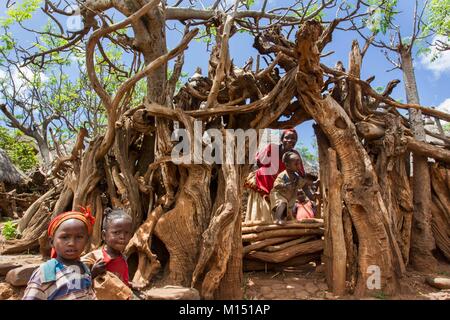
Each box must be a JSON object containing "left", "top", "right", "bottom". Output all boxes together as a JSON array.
[{"left": 0, "top": 149, "right": 23, "bottom": 184}]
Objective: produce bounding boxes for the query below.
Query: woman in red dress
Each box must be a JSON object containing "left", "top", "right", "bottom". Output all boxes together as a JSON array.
[{"left": 244, "top": 129, "right": 305, "bottom": 223}]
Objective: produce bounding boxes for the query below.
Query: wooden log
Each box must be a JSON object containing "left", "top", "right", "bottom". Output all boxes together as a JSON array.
[
  {"left": 246, "top": 239, "right": 324, "bottom": 263},
  {"left": 356, "top": 121, "right": 385, "bottom": 140},
  {"left": 243, "top": 252, "right": 322, "bottom": 272},
  {"left": 261, "top": 235, "right": 318, "bottom": 252},
  {"left": 315, "top": 125, "right": 332, "bottom": 287},
  {"left": 407, "top": 137, "right": 450, "bottom": 164},
  {"left": 242, "top": 218, "right": 323, "bottom": 228},
  {"left": 351, "top": 121, "right": 450, "bottom": 164},
  {"left": 242, "top": 228, "right": 324, "bottom": 242},
  {"left": 425, "top": 276, "right": 450, "bottom": 290},
  {"left": 342, "top": 206, "right": 357, "bottom": 285},
  {"left": 243, "top": 237, "right": 296, "bottom": 255},
  {"left": 328, "top": 148, "right": 346, "bottom": 296},
  {"left": 242, "top": 222, "right": 324, "bottom": 234}
]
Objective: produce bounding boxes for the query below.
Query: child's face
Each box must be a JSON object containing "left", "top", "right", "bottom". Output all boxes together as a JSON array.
[
  {"left": 103, "top": 218, "right": 133, "bottom": 253},
  {"left": 51, "top": 219, "right": 89, "bottom": 261},
  {"left": 298, "top": 193, "right": 306, "bottom": 202},
  {"left": 286, "top": 155, "right": 301, "bottom": 172},
  {"left": 282, "top": 132, "right": 297, "bottom": 150}
]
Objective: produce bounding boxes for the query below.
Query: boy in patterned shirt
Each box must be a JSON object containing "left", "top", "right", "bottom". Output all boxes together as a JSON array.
[
  {"left": 270, "top": 151, "right": 310, "bottom": 225},
  {"left": 23, "top": 208, "right": 96, "bottom": 300}
]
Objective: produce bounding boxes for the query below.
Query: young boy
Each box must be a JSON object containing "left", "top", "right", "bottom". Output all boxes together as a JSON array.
[
  {"left": 23, "top": 208, "right": 96, "bottom": 300},
  {"left": 270, "top": 151, "right": 308, "bottom": 225}
]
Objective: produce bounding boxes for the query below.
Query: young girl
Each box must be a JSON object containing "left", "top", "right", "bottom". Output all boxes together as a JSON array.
[
  {"left": 22, "top": 208, "right": 96, "bottom": 300},
  {"left": 293, "top": 190, "right": 317, "bottom": 221},
  {"left": 270, "top": 151, "right": 309, "bottom": 225},
  {"left": 81, "top": 207, "right": 133, "bottom": 287}
]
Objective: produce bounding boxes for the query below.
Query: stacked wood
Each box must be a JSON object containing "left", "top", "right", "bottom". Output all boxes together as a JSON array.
[{"left": 242, "top": 219, "right": 324, "bottom": 271}]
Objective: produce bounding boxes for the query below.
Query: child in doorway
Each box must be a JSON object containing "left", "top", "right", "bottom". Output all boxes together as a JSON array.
[
  {"left": 81, "top": 207, "right": 133, "bottom": 287},
  {"left": 23, "top": 208, "right": 96, "bottom": 300},
  {"left": 270, "top": 151, "right": 308, "bottom": 225},
  {"left": 293, "top": 189, "right": 317, "bottom": 220}
]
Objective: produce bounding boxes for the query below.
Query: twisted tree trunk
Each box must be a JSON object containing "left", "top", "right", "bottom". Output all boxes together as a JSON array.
[
  {"left": 295, "top": 20, "right": 404, "bottom": 296},
  {"left": 400, "top": 47, "right": 437, "bottom": 272}
]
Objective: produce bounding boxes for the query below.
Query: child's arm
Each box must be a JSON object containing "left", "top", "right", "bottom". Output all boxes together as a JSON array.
[
  {"left": 273, "top": 173, "right": 293, "bottom": 190},
  {"left": 91, "top": 260, "right": 107, "bottom": 278},
  {"left": 22, "top": 268, "right": 47, "bottom": 300},
  {"left": 302, "top": 186, "right": 316, "bottom": 201},
  {"left": 81, "top": 250, "right": 106, "bottom": 278}
]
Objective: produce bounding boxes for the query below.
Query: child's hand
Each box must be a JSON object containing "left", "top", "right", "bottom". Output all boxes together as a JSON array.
[{"left": 91, "top": 259, "right": 107, "bottom": 278}]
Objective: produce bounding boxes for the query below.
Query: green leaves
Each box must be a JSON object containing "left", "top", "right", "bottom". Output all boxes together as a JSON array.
[
  {"left": 245, "top": 0, "right": 255, "bottom": 9},
  {"left": 296, "top": 142, "right": 318, "bottom": 163},
  {"left": 424, "top": 0, "right": 450, "bottom": 37},
  {"left": 444, "top": 122, "right": 450, "bottom": 134},
  {"left": 1, "top": 221, "right": 19, "bottom": 240},
  {"left": 364, "top": 0, "right": 398, "bottom": 35},
  {"left": 0, "top": 0, "right": 42, "bottom": 27},
  {"left": 0, "top": 127, "right": 38, "bottom": 172},
  {"left": 375, "top": 86, "right": 385, "bottom": 93}
]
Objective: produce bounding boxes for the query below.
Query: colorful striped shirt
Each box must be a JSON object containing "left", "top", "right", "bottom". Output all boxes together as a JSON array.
[{"left": 22, "top": 259, "right": 95, "bottom": 300}]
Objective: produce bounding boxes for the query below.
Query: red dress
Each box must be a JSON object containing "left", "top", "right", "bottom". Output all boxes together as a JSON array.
[{"left": 102, "top": 247, "right": 129, "bottom": 286}]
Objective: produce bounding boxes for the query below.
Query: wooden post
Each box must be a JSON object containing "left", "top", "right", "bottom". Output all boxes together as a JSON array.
[
  {"left": 314, "top": 125, "right": 333, "bottom": 289},
  {"left": 328, "top": 148, "right": 346, "bottom": 295}
]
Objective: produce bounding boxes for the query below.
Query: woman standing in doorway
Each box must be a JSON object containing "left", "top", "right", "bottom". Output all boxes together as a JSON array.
[{"left": 244, "top": 129, "right": 305, "bottom": 223}]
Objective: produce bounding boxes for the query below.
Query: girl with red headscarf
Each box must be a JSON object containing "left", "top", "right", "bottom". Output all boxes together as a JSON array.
[
  {"left": 23, "top": 208, "right": 96, "bottom": 300},
  {"left": 244, "top": 129, "right": 305, "bottom": 223}
]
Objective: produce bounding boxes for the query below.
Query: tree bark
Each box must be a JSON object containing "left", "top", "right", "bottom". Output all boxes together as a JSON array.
[
  {"left": 295, "top": 21, "right": 404, "bottom": 296},
  {"left": 400, "top": 47, "right": 437, "bottom": 272},
  {"left": 327, "top": 148, "right": 346, "bottom": 295}
]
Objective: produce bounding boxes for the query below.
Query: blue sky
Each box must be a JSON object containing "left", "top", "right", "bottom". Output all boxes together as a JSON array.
[{"left": 1, "top": 0, "right": 449, "bottom": 154}]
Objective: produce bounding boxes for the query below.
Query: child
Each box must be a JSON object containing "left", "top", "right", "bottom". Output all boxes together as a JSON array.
[
  {"left": 81, "top": 207, "right": 133, "bottom": 287},
  {"left": 22, "top": 208, "right": 96, "bottom": 300},
  {"left": 270, "top": 151, "right": 308, "bottom": 225},
  {"left": 293, "top": 189, "right": 316, "bottom": 221}
]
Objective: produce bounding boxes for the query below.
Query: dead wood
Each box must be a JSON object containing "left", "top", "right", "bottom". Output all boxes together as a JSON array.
[
  {"left": 242, "top": 237, "right": 297, "bottom": 255},
  {"left": 242, "top": 228, "right": 324, "bottom": 242},
  {"left": 260, "top": 235, "right": 318, "bottom": 252},
  {"left": 246, "top": 239, "right": 324, "bottom": 263},
  {"left": 242, "top": 222, "right": 324, "bottom": 234},
  {"left": 243, "top": 253, "right": 321, "bottom": 271},
  {"left": 242, "top": 218, "right": 323, "bottom": 228}
]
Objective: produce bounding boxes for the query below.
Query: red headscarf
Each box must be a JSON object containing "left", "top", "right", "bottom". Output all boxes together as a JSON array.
[{"left": 48, "top": 206, "right": 95, "bottom": 258}]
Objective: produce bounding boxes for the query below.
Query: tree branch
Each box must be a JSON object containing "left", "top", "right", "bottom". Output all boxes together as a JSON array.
[{"left": 321, "top": 64, "right": 450, "bottom": 122}]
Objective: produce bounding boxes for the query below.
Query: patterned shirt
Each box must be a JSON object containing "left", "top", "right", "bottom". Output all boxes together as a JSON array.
[
  {"left": 272, "top": 170, "right": 307, "bottom": 201},
  {"left": 22, "top": 259, "right": 95, "bottom": 300}
]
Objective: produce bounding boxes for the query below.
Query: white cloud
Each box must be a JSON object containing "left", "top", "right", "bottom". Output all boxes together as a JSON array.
[
  {"left": 419, "top": 35, "right": 450, "bottom": 78},
  {"left": 437, "top": 98, "right": 450, "bottom": 113},
  {"left": 436, "top": 98, "right": 450, "bottom": 124},
  {"left": 0, "top": 65, "right": 48, "bottom": 99}
]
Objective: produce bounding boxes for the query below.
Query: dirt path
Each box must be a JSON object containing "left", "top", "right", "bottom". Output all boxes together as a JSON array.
[{"left": 244, "top": 261, "right": 450, "bottom": 300}]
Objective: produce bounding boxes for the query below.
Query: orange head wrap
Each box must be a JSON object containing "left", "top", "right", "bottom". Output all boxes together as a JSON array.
[{"left": 48, "top": 206, "right": 95, "bottom": 258}]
